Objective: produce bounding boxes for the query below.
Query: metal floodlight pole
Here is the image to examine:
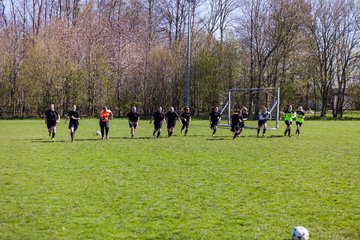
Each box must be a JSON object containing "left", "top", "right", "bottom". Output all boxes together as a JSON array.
[
  {"left": 276, "top": 87, "right": 280, "bottom": 129},
  {"left": 228, "top": 90, "right": 231, "bottom": 125},
  {"left": 185, "top": 0, "right": 193, "bottom": 108}
]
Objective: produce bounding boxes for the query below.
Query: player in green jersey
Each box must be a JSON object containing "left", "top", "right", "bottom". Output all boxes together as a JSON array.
[
  {"left": 295, "top": 106, "right": 305, "bottom": 136},
  {"left": 283, "top": 105, "right": 296, "bottom": 137}
]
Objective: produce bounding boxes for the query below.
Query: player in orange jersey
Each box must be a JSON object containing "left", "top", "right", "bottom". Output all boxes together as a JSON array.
[{"left": 99, "top": 106, "right": 113, "bottom": 140}]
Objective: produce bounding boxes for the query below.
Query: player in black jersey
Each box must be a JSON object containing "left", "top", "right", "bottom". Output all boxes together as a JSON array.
[
  {"left": 126, "top": 106, "right": 140, "bottom": 139},
  {"left": 65, "top": 104, "right": 80, "bottom": 143},
  {"left": 165, "top": 107, "right": 182, "bottom": 137},
  {"left": 209, "top": 107, "right": 221, "bottom": 136},
  {"left": 150, "top": 107, "right": 166, "bottom": 138},
  {"left": 44, "top": 103, "right": 60, "bottom": 140},
  {"left": 231, "top": 107, "right": 248, "bottom": 139},
  {"left": 180, "top": 107, "right": 191, "bottom": 136},
  {"left": 257, "top": 106, "right": 271, "bottom": 137}
]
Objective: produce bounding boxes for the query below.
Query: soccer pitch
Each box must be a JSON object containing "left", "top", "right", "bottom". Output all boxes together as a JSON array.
[{"left": 0, "top": 119, "right": 359, "bottom": 239}]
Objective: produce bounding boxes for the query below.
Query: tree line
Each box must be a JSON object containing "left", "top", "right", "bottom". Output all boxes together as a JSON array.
[{"left": 0, "top": 0, "right": 359, "bottom": 119}]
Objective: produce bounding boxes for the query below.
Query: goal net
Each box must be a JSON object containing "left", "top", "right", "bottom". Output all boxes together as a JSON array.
[{"left": 219, "top": 87, "right": 280, "bottom": 130}]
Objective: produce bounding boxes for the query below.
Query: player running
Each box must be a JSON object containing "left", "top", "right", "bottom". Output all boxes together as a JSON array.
[
  {"left": 150, "top": 106, "right": 166, "bottom": 138},
  {"left": 257, "top": 106, "right": 271, "bottom": 137},
  {"left": 283, "top": 105, "right": 296, "bottom": 137},
  {"left": 209, "top": 107, "right": 221, "bottom": 136},
  {"left": 44, "top": 103, "right": 60, "bottom": 140},
  {"left": 99, "top": 106, "right": 113, "bottom": 140},
  {"left": 180, "top": 107, "right": 191, "bottom": 136},
  {"left": 295, "top": 106, "right": 305, "bottom": 136},
  {"left": 126, "top": 106, "right": 140, "bottom": 139},
  {"left": 65, "top": 104, "right": 80, "bottom": 143},
  {"left": 165, "top": 107, "right": 182, "bottom": 137},
  {"left": 231, "top": 107, "right": 248, "bottom": 139}
]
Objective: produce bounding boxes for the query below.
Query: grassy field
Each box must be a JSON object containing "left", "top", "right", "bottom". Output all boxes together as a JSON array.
[{"left": 0, "top": 119, "right": 359, "bottom": 239}]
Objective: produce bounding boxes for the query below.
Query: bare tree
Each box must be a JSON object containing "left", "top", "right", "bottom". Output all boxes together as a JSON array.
[
  {"left": 159, "top": 0, "right": 188, "bottom": 46},
  {"left": 237, "top": 0, "right": 305, "bottom": 115},
  {"left": 308, "top": 0, "right": 339, "bottom": 117},
  {"left": 1, "top": 0, "right": 359, "bottom": 117},
  {"left": 332, "top": 0, "right": 360, "bottom": 118},
  {"left": 0, "top": 0, "right": 7, "bottom": 27},
  {"left": 1, "top": 0, "right": 27, "bottom": 116}
]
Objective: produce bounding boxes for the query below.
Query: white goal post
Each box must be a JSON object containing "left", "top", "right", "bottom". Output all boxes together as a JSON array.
[{"left": 219, "top": 87, "right": 280, "bottom": 130}]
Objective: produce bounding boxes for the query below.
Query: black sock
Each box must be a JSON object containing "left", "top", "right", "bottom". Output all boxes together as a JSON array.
[
  {"left": 185, "top": 129, "right": 188, "bottom": 135},
  {"left": 284, "top": 130, "right": 287, "bottom": 135},
  {"left": 106, "top": 128, "right": 109, "bottom": 138},
  {"left": 71, "top": 132, "right": 73, "bottom": 141},
  {"left": 263, "top": 129, "right": 266, "bottom": 135},
  {"left": 157, "top": 131, "right": 160, "bottom": 138},
  {"left": 153, "top": 130, "right": 156, "bottom": 136},
  {"left": 257, "top": 129, "right": 260, "bottom": 136},
  {"left": 233, "top": 132, "right": 237, "bottom": 139},
  {"left": 288, "top": 130, "right": 291, "bottom": 136},
  {"left": 52, "top": 132, "right": 55, "bottom": 138},
  {"left": 212, "top": 128, "right": 216, "bottom": 135}
]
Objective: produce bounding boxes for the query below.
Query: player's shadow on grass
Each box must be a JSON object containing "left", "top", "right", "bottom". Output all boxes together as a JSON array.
[
  {"left": 206, "top": 134, "right": 284, "bottom": 140},
  {"left": 31, "top": 139, "right": 66, "bottom": 143},
  {"left": 175, "top": 134, "right": 210, "bottom": 137},
  {"left": 70, "top": 138, "right": 104, "bottom": 142},
  {"left": 266, "top": 135, "right": 284, "bottom": 138},
  {"left": 106, "top": 136, "right": 155, "bottom": 140},
  {"left": 30, "top": 138, "right": 100, "bottom": 143},
  {"left": 246, "top": 135, "right": 284, "bottom": 138},
  {"left": 205, "top": 136, "right": 234, "bottom": 141}
]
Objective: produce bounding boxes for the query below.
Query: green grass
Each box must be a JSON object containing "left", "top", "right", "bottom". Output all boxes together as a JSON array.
[
  {"left": 0, "top": 119, "right": 359, "bottom": 239},
  {"left": 305, "top": 110, "right": 360, "bottom": 120}
]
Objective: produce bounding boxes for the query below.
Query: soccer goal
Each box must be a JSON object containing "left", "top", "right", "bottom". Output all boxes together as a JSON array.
[{"left": 219, "top": 87, "right": 280, "bottom": 130}]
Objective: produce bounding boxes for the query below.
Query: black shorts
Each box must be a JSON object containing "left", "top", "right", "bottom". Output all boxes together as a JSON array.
[
  {"left": 69, "top": 123, "right": 78, "bottom": 131},
  {"left": 210, "top": 122, "right": 218, "bottom": 129},
  {"left": 231, "top": 124, "right": 240, "bottom": 132},
  {"left": 181, "top": 119, "right": 189, "bottom": 128},
  {"left": 296, "top": 121, "right": 303, "bottom": 126},
  {"left": 258, "top": 120, "right": 266, "bottom": 127},
  {"left": 154, "top": 122, "right": 163, "bottom": 130},
  {"left": 129, "top": 122, "right": 137, "bottom": 129},
  {"left": 285, "top": 120, "right": 292, "bottom": 126},
  {"left": 167, "top": 122, "right": 176, "bottom": 129},
  {"left": 100, "top": 121, "right": 110, "bottom": 129},
  {"left": 47, "top": 121, "right": 57, "bottom": 129},
  {"left": 231, "top": 122, "right": 244, "bottom": 132}
]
